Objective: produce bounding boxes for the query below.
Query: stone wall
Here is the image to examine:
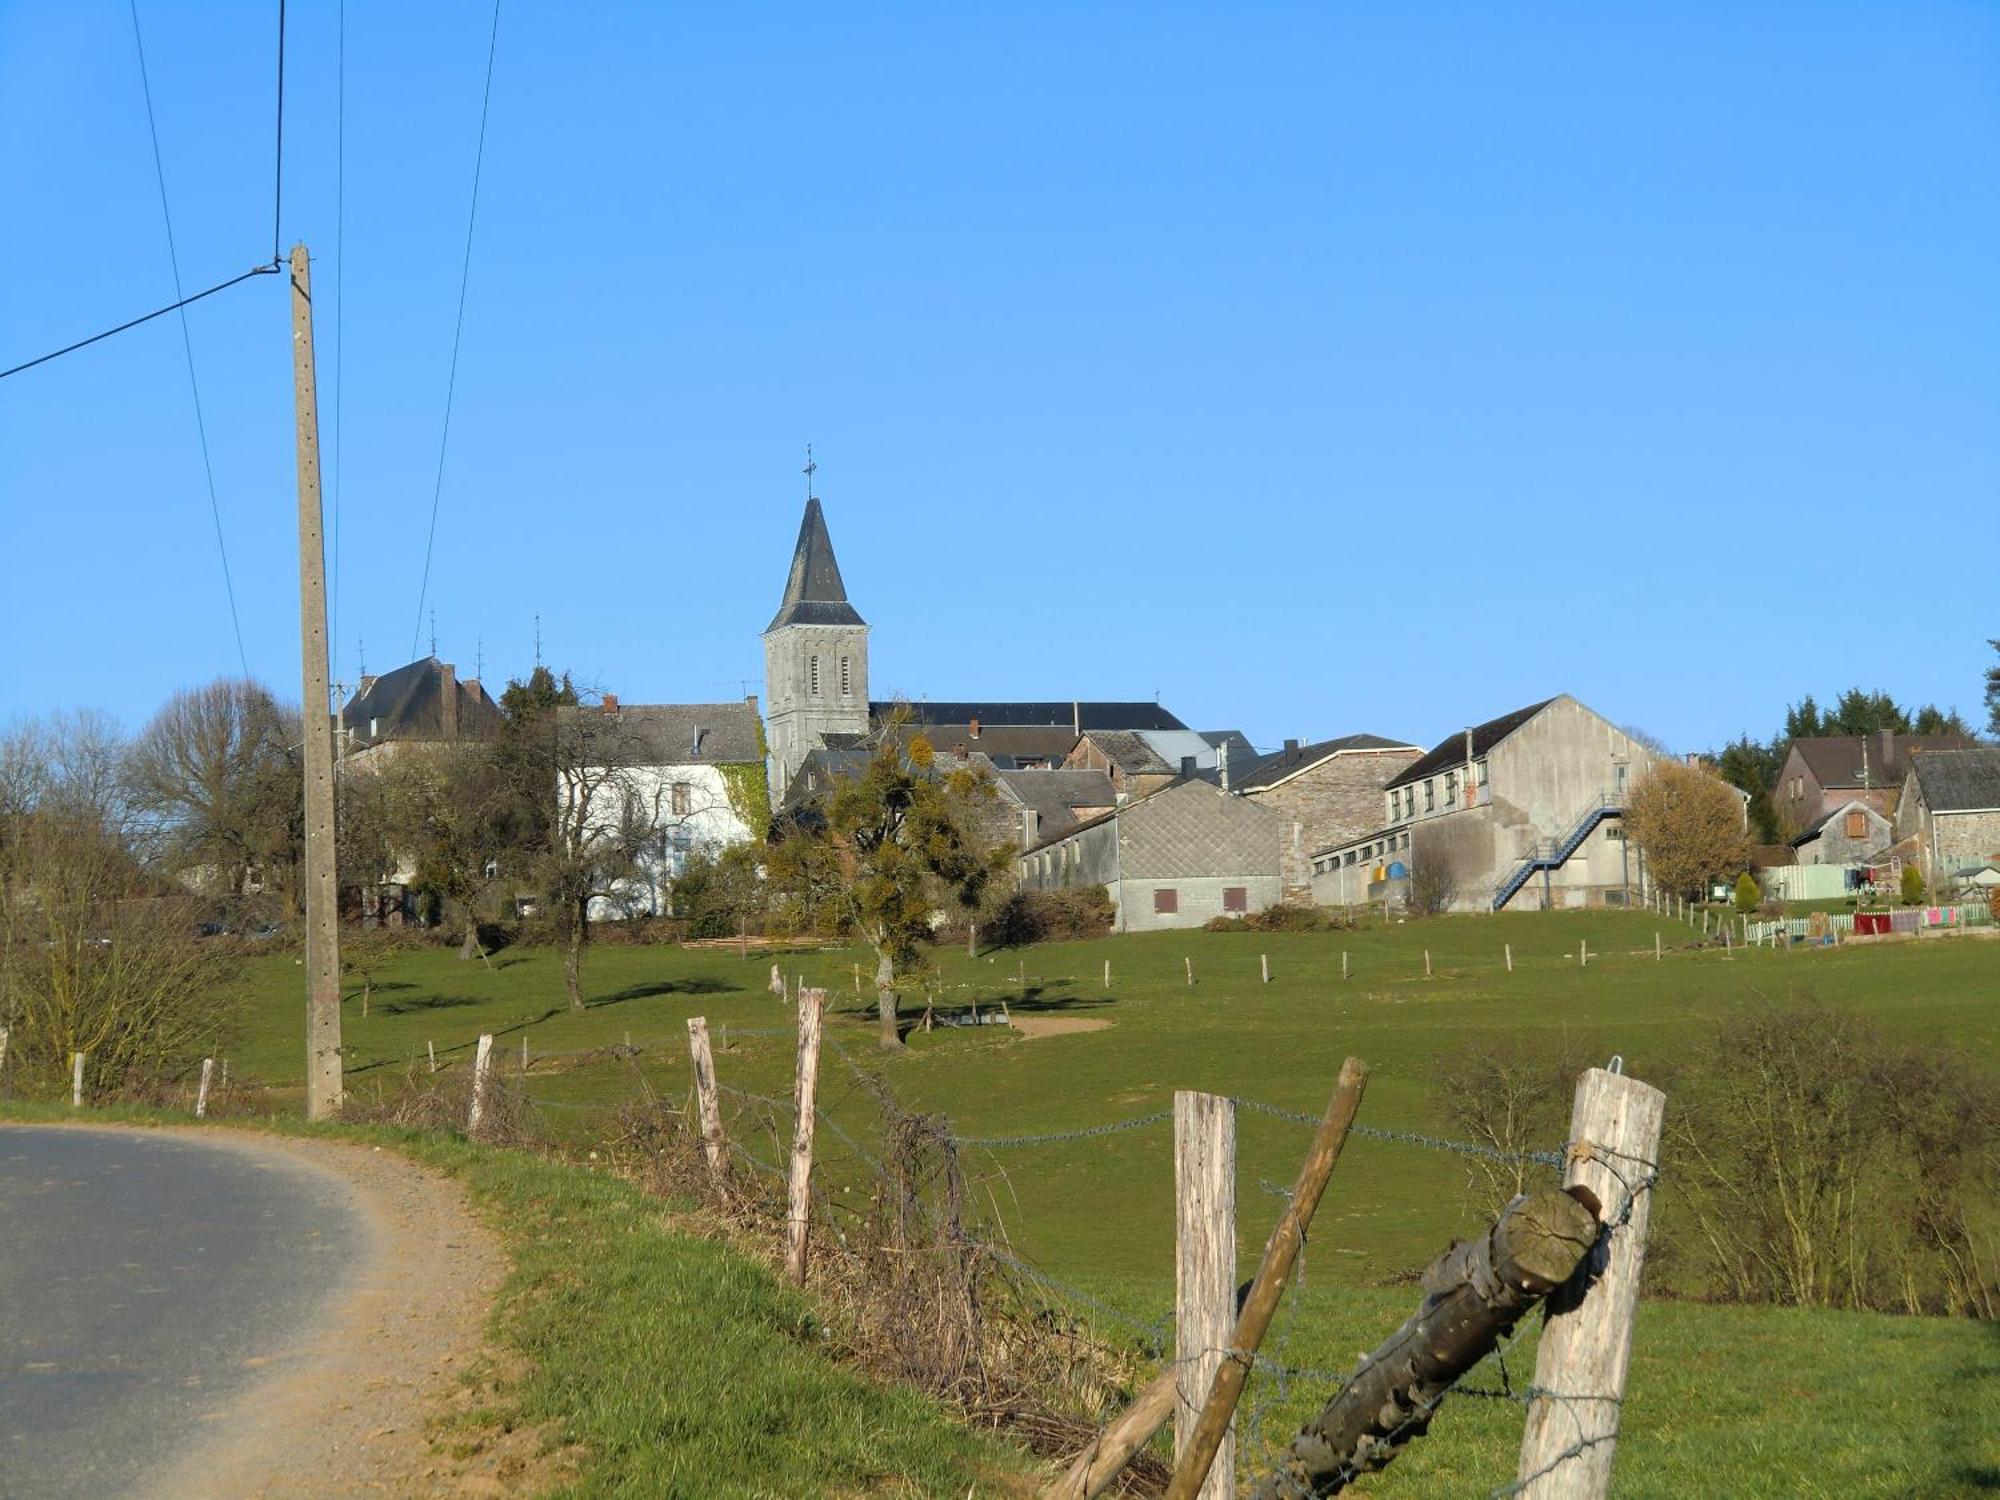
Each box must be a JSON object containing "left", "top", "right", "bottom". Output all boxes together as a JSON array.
[{"left": 1244, "top": 748, "right": 1419, "bottom": 897}]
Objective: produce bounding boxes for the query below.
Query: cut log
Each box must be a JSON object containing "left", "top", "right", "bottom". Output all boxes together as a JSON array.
[{"left": 1252, "top": 1187, "right": 1598, "bottom": 1499}]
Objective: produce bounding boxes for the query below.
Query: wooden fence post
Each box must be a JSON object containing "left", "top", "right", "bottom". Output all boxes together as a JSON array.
[
  {"left": 1104, "top": 958, "right": 1112, "bottom": 988},
  {"left": 1260, "top": 953, "right": 1270, "bottom": 984},
  {"left": 0, "top": 1026, "right": 9, "bottom": 1085},
  {"left": 769, "top": 962, "right": 784, "bottom": 997},
  {"left": 1504, "top": 943, "right": 1512, "bottom": 973},
  {"left": 1654, "top": 932, "right": 1661, "bottom": 961},
  {"left": 467, "top": 1033, "right": 494, "bottom": 1135},
  {"left": 686, "top": 1016, "right": 727, "bottom": 1175},
  {"left": 1186, "top": 956, "right": 1194, "bottom": 986},
  {"left": 785, "top": 986, "right": 827, "bottom": 1286},
  {"left": 1167, "top": 1059, "right": 1368, "bottom": 1500},
  {"left": 1342, "top": 949, "right": 1350, "bottom": 981},
  {"left": 1174, "top": 1092, "right": 1236, "bottom": 1500},
  {"left": 521, "top": 1035, "right": 530, "bottom": 1073},
  {"left": 71, "top": 1051, "right": 84, "bottom": 1107},
  {"left": 1579, "top": 938, "right": 1588, "bottom": 968},
  {"left": 1515, "top": 1065, "right": 1666, "bottom": 1499},
  {"left": 194, "top": 1058, "right": 215, "bottom": 1118},
  {"left": 1424, "top": 948, "right": 1432, "bottom": 978}
]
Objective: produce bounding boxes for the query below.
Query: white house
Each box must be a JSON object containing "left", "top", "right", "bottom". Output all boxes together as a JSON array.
[{"left": 555, "top": 698, "right": 768, "bottom": 919}]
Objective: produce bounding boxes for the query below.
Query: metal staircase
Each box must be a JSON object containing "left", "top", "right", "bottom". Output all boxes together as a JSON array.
[{"left": 1491, "top": 791, "right": 1623, "bottom": 911}]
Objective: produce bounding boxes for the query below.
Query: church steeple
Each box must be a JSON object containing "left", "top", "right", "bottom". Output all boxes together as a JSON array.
[
  {"left": 762, "top": 481, "right": 870, "bottom": 805},
  {"left": 767, "top": 497, "right": 865, "bottom": 631}
]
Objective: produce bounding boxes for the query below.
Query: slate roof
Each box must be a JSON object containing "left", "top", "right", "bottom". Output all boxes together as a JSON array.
[
  {"left": 767, "top": 498, "right": 865, "bottom": 632},
  {"left": 1384, "top": 701, "right": 1559, "bottom": 792},
  {"left": 1232, "top": 733, "right": 1420, "bottom": 792},
  {"left": 1202, "top": 730, "right": 1258, "bottom": 761},
  {"left": 340, "top": 657, "right": 503, "bottom": 748},
  {"left": 554, "top": 702, "right": 764, "bottom": 767},
  {"left": 994, "top": 769, "right": 1117, "bottom": 839},
  {"left": 1790, "top": 734, "right": 1975, "bottom": 791},
  {"left": 1909, "top": 747, "right": 2000, "bottom": 813},
  {"left": 871, "top": 723, "right": 1080, "bottom": 764},
  {"left": 877, "top": 700, "right": 1188, "bottom": 732},
  {"left": 1082, "top": 729, "right": 1177, "bottom": 776}
]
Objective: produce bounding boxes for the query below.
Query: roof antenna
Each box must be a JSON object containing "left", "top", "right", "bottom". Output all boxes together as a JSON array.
[
  {"left": 357, "top": 638, "right": 366, "bottom": 676},
  {"left": 803, "top": 442, "right": 817, "bottom": 503},
  {"left": 534, "top": 612, "right": 543, "bottom": 667},
  {"left": 429, "top": 608, "right": 437, "bottom": 658},
  {"left": 475, "top": 636, "right": 484, "bottom": 681}
]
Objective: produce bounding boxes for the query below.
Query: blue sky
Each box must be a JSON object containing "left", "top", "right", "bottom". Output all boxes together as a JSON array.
[{"left": 3, "top": 1, "right": 1996, "bottom": 754}]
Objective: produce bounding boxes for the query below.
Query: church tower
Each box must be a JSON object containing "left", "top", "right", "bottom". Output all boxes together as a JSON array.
[{"left": 762, "top": 495, "right": 869, "bottom": 801}]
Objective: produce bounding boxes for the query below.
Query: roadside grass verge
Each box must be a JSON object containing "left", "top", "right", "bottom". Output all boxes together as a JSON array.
[{"left": 0, "top": 1104, "right": 1034, "bottom": 1499}]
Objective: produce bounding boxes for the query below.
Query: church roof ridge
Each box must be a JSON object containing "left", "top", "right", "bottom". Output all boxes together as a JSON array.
[{"left": 767, "top": 496, "right": 865, "bottom": 632}]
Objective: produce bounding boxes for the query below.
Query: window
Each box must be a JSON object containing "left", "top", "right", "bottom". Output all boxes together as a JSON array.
[
  {"left": 671, "top": 782, "right": 692, "bottom": 816},
  {"left": 1444, "top": 771, "right": 1457, "bottom": 807},
  {"left": 810, "top": 656, "right": 821, "bottom": 696},
  {"left": 1477, "top": 760, "right": 1489, "bottom": 787},
  {"left": 1223, "top": 886, "right": 1248, "bottom": 912},
  {"left": 1845, "top": 809, "right": 1867, "bottom": 839},
  {"left": 1424, "top": 779, "right": 1436, "bottom": 812},
  {"left": 839, "top": 655, "right": 851, "bottom": 696},
  {"left": 1604, "top": 821, "right": 1623, "bottom": 841},
  {"left": 1614, "top": 763, "right": 1629, "bottom": 794},
  {"left": 1343, "top": 851, "right": 1357, "bottom": 867},
  {"left": 1154, "top": 888, "right": 1179, "bottom": 914}
]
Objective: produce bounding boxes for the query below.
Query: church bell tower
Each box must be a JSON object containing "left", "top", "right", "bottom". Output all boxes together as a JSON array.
[{"left": 762, "top": 485, "right": 869, "bottom": 803}]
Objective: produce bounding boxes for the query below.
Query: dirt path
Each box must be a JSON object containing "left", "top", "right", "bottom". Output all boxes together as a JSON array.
[
  {"left": 125, "top": 1129, "right": 519, "bottom": 1500},
  {"left": 1010, "top": 1016, "right": 1114, "bottom": 1040}
]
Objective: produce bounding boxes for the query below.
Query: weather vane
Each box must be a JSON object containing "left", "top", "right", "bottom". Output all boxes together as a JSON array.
[{"left": 803, "top": 443, "right": 817, "bottom": 502}]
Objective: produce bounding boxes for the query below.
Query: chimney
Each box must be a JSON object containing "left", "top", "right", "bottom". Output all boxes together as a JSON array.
[
  {"left": 1218, "top": 739, "right": 1232, "bottom": 792},
  {"left": 1880, "top": 728, "right": 1895, "bottom": 769},
  {"left": 1180, "top": 755, "right": 1198, "bottom": 778},
  {"left": 602, "top": 693, "right": 619, "bottom": 716},
  {"left": 691, "top": 723, "right": 703, "bottom": 758},
  {"left": 969, "top": 716, "right": 981, "bottom": 740},
  {"left": 1073, "top": 700, "right": 1081, "bottom": 737},
  {"left": 440, "top": 662, "right": 459, "bottom": 740},
  {"left": 1284, "top": 737, "right": 1300, "bottom": 763},
  {"left": 358, "top": 673, "right": 378, "bottom": 696},
  {"left": 1464, "top": 727, "right": 1474, "bottom": 764},
  {"left": 744, "top": 692, "right": 759, "bottom": 717},
  {"left": 1021, "top": 806, "right": 1040, "bottom": 850}
]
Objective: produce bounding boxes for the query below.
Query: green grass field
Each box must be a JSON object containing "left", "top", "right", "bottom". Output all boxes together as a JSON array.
[{"left": 195, "top": 912, "right": 2000, "bottom": 1493}]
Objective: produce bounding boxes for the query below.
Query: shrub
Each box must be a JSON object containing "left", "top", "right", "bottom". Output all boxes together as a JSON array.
[
  {"left": 985, "top": 886, "right": 1115, "bottom": 946},
  {"left": 1901, "top": 864, "right": 1927, "bottom": 904},
  {"left": 1406, "top": 863, "right": 1458, "bottom": 917},
  {"left": 1732, "top": 872, "right": 1761, "bottom": 914},
  {"left": 1204, "top": 904, "right": 1357, "bottom": 933}
]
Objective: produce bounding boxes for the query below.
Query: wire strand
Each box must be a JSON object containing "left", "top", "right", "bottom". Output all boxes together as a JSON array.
[
  {"left": 0, "top": 265, "right": 276, "bottom": 383},
  {"left": 128, "top": 0, "right": 252, "bottom": 680},
  {"left": 411, "top": 0, "right": 502, "bottom": 660},
  {"left": 330, "top": 0, "right": 345, "bottom": 696},
  {"left": 273, "top": 0, "right": 286, "bottom": 266}
]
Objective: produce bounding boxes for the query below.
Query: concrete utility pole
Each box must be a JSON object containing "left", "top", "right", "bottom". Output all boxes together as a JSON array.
[{"left": 290, "top": 244, "right": 343, "bottom": 1120}]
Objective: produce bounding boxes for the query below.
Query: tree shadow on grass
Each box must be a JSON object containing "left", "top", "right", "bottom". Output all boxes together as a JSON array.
[
  {"left": 591, "top": 977, "right": 736, "bottom": 1007},
  {"left": 377, "top": 992, "right": 484, "bottom": 1016},
  {"left": 344, "top": 1005, "right": 568, "bottom": 1076}
]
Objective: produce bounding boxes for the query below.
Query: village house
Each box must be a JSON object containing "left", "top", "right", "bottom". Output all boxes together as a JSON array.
[
  {"left": 1227, "top": 733, "right": 1421, "bottom": 901},
  {"left": 338, "top": 655, "right": 502, "bottom": 769},
  {"left": 1893, "top": 747, "right": 2000, "bottom": 894},
  {"left": 1789, "top": 798, "right": 1895, "bottom": 868},
  {"left": 1018, "top": 777, "right": 1285, "bottom": 931},
  {"left": 1310, "top": 696, "right": 1667, "bottom": 912},
  {"left": 1771, "top": 730, "right": 1974, "bottom": 835},
  {"left": 555, "top": 697, "right": 767, "bottom": 919}
]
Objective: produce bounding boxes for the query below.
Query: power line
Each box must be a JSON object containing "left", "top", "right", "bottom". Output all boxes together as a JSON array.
[
  {"left": 127, "top": 0, "right": 251, "bottom": 680},
  {"left": 273, "top": 0, "right": 286, "bottom": 266},
  {"left": 330, "top": 0, "right": 346, "bottom": 701},
  {"left": 411, "top": 0, "right": 502, "bottom": 662},
  {"left": 0, "top": 265, "right": 276, "bottom": 383}
]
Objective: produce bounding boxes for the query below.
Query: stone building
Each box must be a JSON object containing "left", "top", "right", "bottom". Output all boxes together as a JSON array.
[
  {"left": 1018, "top": 778, "right": 1285, "bottom": 931},
  {"left": 1772, "top": 731, "right": 1974, "bottom": 836},
  {"left": 1790, "top": 799, "right": 1894, "bottom": 867},
  {"left": 1228, "top": 733, "right": 1420, "bottom": 901},
  {"left": 762, "top": 498, "right": 870, "bottom": 804},
  {"left": 1311, "top": 696, "right": 1666, "bottom": 912},
  {"left": 1893, "top": 748, "right": 2000, "bottom": 891},
  {"left": 339, "top": 655, "right": 502, "bottom": 770}
]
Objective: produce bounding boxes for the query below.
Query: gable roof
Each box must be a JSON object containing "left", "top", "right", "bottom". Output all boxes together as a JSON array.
[
  {"left": 1233, "top": 733, "right": 1420, "bottom": 792},
  {"left": 994, "top": 769, "right": 1116, "bottom": 839},
  {"left": 767, "top": 497, "right": 865, "bottom": 632},
  {"left": 1789, "top": 733, "right": 1976, "bottom": 791},
  {"left": 340, "top": 656, "right": 503, "bottom": 748},
  {"left": 1202, "top": 729, "right": 1257, "bottom": 761},
  {"left": 1790, "top": 797, "right": 1891, "bottom": 847},
  {"left": 854, "top": 723, "right": 1079, "bottom": 764},
  {"left": 1080, "top": 729, "right": 1177, "bottom": 776},
  {"left": 1909, "top": 747, "right": 2000, "bottom": 813},
  {"left": 555, "top": 702, "right": 764, "bottom": 767},
  {"left": 877, "top": 701, "right": 1188, "bottom": 732},
  {"left": 1384, "top": 699, "right": 1560, "bottom": 792}
]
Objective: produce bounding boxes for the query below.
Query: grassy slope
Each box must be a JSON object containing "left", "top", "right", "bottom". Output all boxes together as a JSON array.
[
  {"left": 194, "top": 910, "right": 2000, "bottom": 1495},
  {"left": 0, "top": 1103, "right": 1029, "bottom": 1500}
]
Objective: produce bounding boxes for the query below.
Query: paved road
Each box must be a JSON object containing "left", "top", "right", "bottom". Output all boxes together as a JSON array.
[{"left": 0, "top": 1127, "right": 361, "bottom": 1500}]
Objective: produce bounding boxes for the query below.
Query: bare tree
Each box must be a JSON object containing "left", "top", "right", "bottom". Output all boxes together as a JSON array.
[{"left": 124, "top": 680, "right": 302, "bottom": 914}]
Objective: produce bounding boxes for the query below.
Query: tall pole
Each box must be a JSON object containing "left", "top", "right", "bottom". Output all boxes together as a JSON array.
[{"left": 291, "top": 244, "right": 343, "bottom": 1120}]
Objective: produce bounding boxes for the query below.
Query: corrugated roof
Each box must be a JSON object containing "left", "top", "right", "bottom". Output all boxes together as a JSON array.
[
  {"left": 767, "top": 498, "right": 864, "bottom": 632},
  {"left": 1911, "top": 747, "right": 2000, "bottom": 813},
  {"left": 555, "top": 702, "right": 764, "bottom": 767},
  {"left": 1384, "top": 701, "right": 1559, "bottom": 792},
  {"left": 1232, "top": 733, "right": 1419, "bottom": 792}
]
